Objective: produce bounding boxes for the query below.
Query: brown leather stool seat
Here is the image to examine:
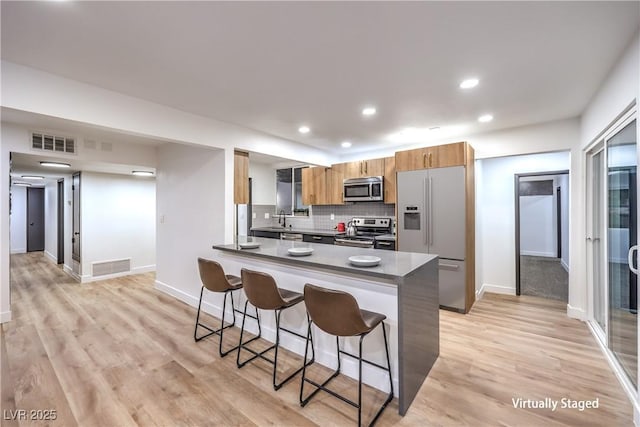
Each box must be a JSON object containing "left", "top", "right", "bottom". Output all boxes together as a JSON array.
[
  {"left": 193, "top": 258, "right": 245, "bottom": 357},
  {"left": 300, "top": 283, "right": 394, "bottom": 427},
  {"left": 236, "top": 268, "right": 314, "bottom": 390}
]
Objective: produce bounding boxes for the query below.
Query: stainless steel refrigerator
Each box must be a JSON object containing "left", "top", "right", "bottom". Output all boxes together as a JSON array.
[{"left": 397, "top": 166, "right": 467, "bottom": 311}]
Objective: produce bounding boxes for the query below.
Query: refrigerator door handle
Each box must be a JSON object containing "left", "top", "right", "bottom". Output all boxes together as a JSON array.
[
  {"left": 629, "top": 245, "right": 638, "bottom": 275},
  {"left": 429, "top": 176, "right": 433, "bottom": 246},
  {"left": 424, "top": 177, "right": 429, "bottom": 246}
]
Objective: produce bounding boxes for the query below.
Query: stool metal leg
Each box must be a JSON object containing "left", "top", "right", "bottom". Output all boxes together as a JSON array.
[
  {"left": 194, "top": 288, "right": 242, "bottom": 357},
  {"left": 272, "top": 309, "right": 315, "bottom": 390},
  {"left": 236, "top": 299, "right": 263, "bottom": 368}
]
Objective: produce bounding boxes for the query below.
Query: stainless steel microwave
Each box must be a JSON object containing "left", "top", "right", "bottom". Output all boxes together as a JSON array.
[{"left": 343, "top": 176, "right": 384, "bottom": 202}]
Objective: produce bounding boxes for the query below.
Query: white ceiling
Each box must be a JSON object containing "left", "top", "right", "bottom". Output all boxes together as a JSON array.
[{"left": 1, "top": 2, "right": 638, "bottom": 154}]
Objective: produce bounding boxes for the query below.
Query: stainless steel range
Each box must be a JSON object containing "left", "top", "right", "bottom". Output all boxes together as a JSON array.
[{"left": 334, "top": 217, "right": 392, "bottom": 249}]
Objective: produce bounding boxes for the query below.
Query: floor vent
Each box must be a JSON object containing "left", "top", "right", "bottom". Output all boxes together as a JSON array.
[
  {"left": 92, "top": 259, "right": 131, "bottom": 277},
  {"left": 32, "top": 132, "right": 76, "bottom": 154}
]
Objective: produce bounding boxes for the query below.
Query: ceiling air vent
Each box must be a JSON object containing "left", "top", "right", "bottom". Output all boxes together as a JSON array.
[{"left": 31, "top": 132, "right": 76, "bottom": 154}]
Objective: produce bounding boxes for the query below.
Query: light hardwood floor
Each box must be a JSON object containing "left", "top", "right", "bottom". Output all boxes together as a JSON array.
[{"left": 1, "top": 253, "right": 633, "bottom": 426}]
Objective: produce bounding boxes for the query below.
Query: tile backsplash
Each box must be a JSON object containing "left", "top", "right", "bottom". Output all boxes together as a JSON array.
[{"left": 251, "top": 203, "right": 395, "bottom": 231}]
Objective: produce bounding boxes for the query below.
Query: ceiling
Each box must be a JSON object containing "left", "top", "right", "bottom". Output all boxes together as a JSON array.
[{"left": 1, "top": 2, "right": 638, "bottom": 154}]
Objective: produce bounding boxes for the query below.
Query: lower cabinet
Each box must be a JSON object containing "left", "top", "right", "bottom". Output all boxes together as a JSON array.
[
  {"left": 252, "top": 230, "right": 281, "bottom": 239},
  {"left": 374, "top": 240, "right": 396, "bottom": 251},
  {"left": 302, "top": 234, "right": 335, "bottom": 245}
]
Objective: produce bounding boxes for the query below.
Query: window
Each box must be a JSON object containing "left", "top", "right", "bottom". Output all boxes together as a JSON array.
[{"left": 275, "top": 166, "right": 309, "bottom": 216}]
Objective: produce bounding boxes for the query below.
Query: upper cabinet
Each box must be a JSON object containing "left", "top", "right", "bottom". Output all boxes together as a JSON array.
[
  {"left": 395, "top": 141, "right": 468, "bottom": 172},
  {"left": 328, "top": 163, "right": 344, "bottom": 204},
  {"left": 383, "top": 156, "right": 396, "bottom": 204},
  {"left": 342, "top": 158, "right": 385, "bottom": 179},
  {"left": 302, "top": 166, "right": 331, "bottom": 205},
  {"left": 234, "top": 150, "right": 249, "bottom": 204}
]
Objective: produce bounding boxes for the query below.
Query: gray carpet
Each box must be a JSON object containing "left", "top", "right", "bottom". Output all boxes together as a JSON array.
[{"left": 520, "top": 255, "right": 568, "bottom": 302}]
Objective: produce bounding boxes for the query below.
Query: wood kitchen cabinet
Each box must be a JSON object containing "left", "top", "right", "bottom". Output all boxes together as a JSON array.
[
  {"left": 383, "top": 156, "right": 396, "bottom": 204},
  {"left": 342, "top": 158, "right": 385, "bottom": 179},
  {"left": 328, "top": 163, "right": 344, "bottom": 204},
  {"left": 395, "top": 141, "right": 467, "bottom": 172},
  {"left": 234, "top": 150, "right": 249, "bottom": 204},
  {"left": 302, "top": 166, "right": 330, "bottom": 205}
]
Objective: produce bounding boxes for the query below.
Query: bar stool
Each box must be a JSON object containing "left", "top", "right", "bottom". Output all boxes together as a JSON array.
[
  {"left": 237, "top": 268, "right": 315, "bottom": 390},
  {"left": 300, "top": 283, "right": 393, "bottom": 427},
  {"left": 193, "top": 257, "right": 246, "bottom": 357}
]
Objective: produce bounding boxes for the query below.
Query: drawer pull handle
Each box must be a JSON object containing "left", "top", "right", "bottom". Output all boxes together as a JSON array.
[
  {"left": 378, "top": 242, "right": 392, "bottom": 246},
  {"left": 312, "top": 236, "right": 322, "bottom": 240},
  {"left": 439, "top": 263, "right": 459, "bottom": 271}
]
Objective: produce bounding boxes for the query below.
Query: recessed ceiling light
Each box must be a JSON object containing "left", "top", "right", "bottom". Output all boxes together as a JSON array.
[
  {"left": 21, "top": 175, "right": 44, "bottom": 180},
  {"left": 478, "top": 114, "right": 494, "bottom": 123},
  {"left": 132, "top": 171, "right": 154, "bottom": 177},
  {"left": 12, "top": 182, "right": 31, "bottom": 187},
  {"left": 298, "top": 125, "right": 310, "bottom": 134},
  {"left": 362, "top": 107, "right": 377, "bottom": 116},
  {"left": 341, "top": 141, "right": 352, "bottom": 148},
  {"left": 40, "top": 161, "right": 70, "bottom": 168},
  {"left": 460, "top": 78, "right": 479, "bottom": 89}
]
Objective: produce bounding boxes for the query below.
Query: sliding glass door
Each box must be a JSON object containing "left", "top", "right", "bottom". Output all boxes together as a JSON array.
[{"left": 607, "top": 118, "right": 637, "bottom": 386}]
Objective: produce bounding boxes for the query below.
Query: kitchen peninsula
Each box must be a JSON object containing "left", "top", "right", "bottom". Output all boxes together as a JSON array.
[{"left": 211, "top": 237, "right": 439, "bottom": 415}]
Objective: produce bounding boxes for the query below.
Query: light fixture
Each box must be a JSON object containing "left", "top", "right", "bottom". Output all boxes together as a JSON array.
[
  {"left": 298, "top": 125, "right": 310, "bottom": 134},
  {"left": 40, "top": 161, "right": 70, "bottom": 168},
  {"left": 13, "top": 182, "right": 31, "bottom": 187},
  {"left": 341, "top": 141, "right": 352, "bottom": 148},
  {"left": 478, "top": 114, "right": 494, "bottom": 123},
  {"left": 132, "top": 171, "right": 154, "bottom": 177},
  {"left": 362, "top": 107, "right": 377, "bottom": 116},
  {"left": 21, "top": 175, "right": 44, "bottom": 180},
  {"left": 460, "top": 78, "right": 479, "bottom": 89}
]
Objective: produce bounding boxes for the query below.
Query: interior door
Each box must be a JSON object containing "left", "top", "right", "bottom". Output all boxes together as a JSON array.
[
  {"left": 607, "top": 118, "right": 637, "bottom": 387},
  {"left": 57, "top": 179, "right": 64, "bottom": 264},
  {"left": 72, "top": 172, "right": 81, "bottom": 265},
  {"left": 428, "top": 166, "right": 466, "bottom": 260},
  {"left": 26, "top": 187, "right": 45, "bottom": 252}
]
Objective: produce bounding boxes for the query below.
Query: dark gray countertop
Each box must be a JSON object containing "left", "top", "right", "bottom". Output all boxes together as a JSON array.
[
  {"left": 250, "top": 226, "right": 346, "bottom": 237},
  {"left": 212, "top": 237, "right": 436, "bottom": 280}
]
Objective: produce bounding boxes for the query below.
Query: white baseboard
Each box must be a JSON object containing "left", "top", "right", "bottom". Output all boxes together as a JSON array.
[
  {"left": 63, "top": 264, "right": 81, "bottom": 282},
  {"left": 10, "top": 248, "right": 26, "bottom": 254},
  {"left": 566, "top": 303, "right": 586, "bottom": 320},
  {"left": 81, "top": 264, "right": 156, "bottom": 283},
  {"left": 520, "top": 250, "right": 556, "bottom": 257},
  {"left": 0, "top": 310, "right": 12, "bottom": 324},
  {"left": 560, "top": 259, "right": 570, "bottom": 273},
  {"left": 477, "top": 283, "right": 515, "bottom": 299},
  {"left": 587, "top": 321, "right": 639, "bottom": 414},
  {"left": 44, "top": 250, "right": 57, "bottom": 264}
]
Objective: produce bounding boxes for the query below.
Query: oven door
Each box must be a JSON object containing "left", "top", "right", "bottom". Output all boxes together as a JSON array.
[{"left": 343, "top": 183, "right": 372, "bottom": 201}]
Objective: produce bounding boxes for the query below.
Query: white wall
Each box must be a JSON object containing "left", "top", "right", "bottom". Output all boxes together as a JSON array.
[
  {"left": 520, "top": 195, "right": 555, "bottom": 257},
  {"left": 9, "top": 185, "right": 26, "bottom": 254},
  {"left": 477, "top": 151, "right": 570, "bottom": 296},
  {"left": 80, "top": 172, "right": 156, "bottom": 281},
  {"left": 154, "top": 143, "right": 228, "bottom": 310},
  {"left": 44, "top": 181, "right": 58, "bottom": 262},
  {"left": 249, "top": 161, "right": 277, "bottom": 205}
]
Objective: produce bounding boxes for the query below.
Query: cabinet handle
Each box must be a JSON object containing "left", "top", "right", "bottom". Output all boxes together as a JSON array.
[
  {"left": 378, "top": 242, "right": 392, "bottom": 246},
  {"left": 312, "top": 236, "right": 322, "bottom": 240},
  {"left": 439, "top": 263, "right": 459, "bottom": 271},
  {"left": 365, "top": 161, "right": 368, "bottom": 174},
  {"left": 423, "top": 153, "right": 427, "bottom": 168},
  {"left": 428, "top": 153, "right": 433, "bottom": 168},
  {"left": 360, "top": 162, "right": 363, "bottom": 175}
]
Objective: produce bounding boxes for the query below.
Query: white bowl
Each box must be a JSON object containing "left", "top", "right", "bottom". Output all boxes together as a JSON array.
[
  {"left": 288, "top": 247, "right": 314, "bottom": 256},
  {"left": 239, "top": 242, "right": 261, "bottom": 249},
  {"left": 348, "top": 255, "right": 381, "bottom": 267}
]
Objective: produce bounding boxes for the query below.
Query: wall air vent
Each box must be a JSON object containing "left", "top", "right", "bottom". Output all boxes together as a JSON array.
[
  {"left": 32, "top": 132, "right": 76, "bottom": 154},
  {"left": 92, "top": 258, "right": 131, "bottom": 277}
]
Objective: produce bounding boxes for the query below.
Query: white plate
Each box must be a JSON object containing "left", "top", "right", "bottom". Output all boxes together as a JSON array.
[
  {"left": 288, "top": 247, "right": 314, "bottom": 256},
  {"left": 239, "top": 242, "right": 261, "bottom": 249},
  {"left": 348, "top": 255, "right": 381, "bottom": 267}
]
